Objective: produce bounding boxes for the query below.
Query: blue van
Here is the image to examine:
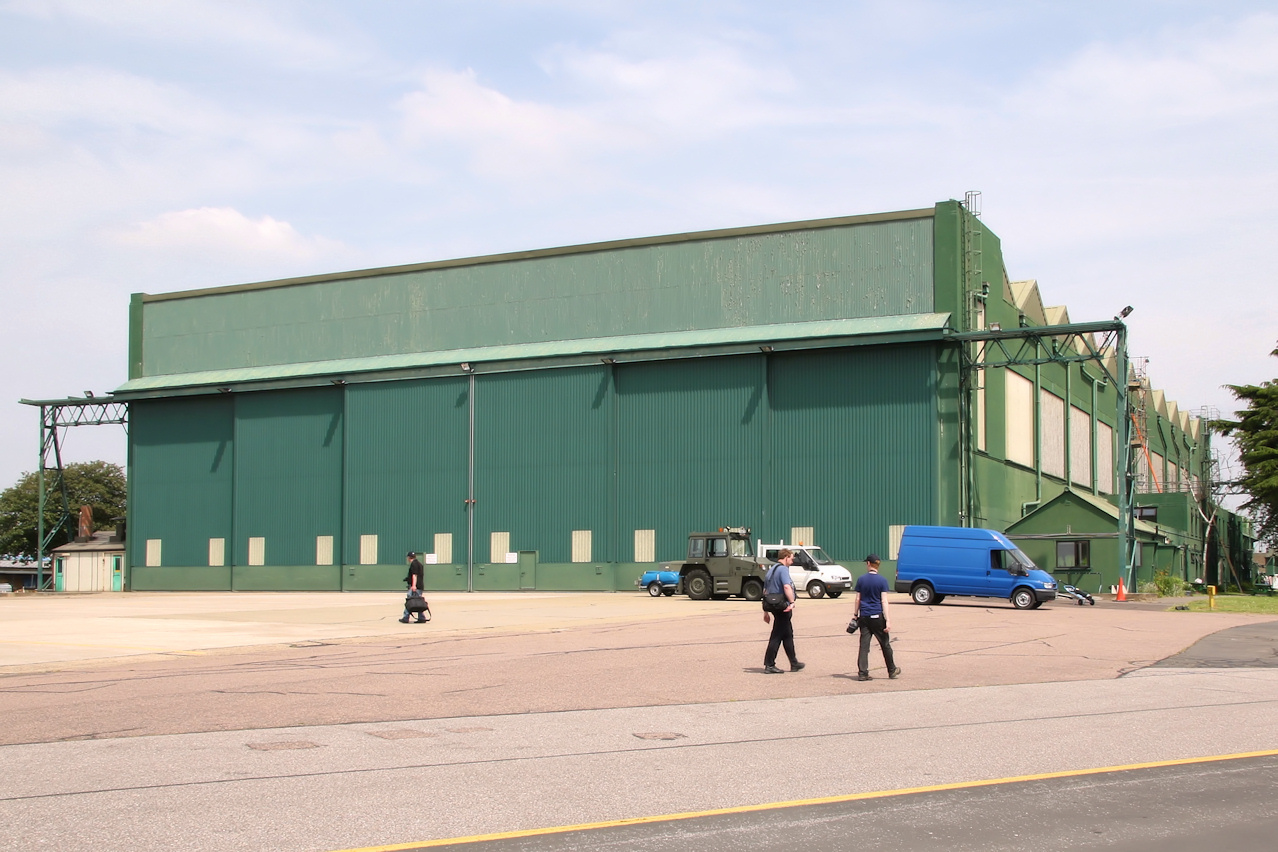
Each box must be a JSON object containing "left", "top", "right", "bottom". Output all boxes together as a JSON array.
[{"left": 893, "top": 526, "right": 1057, "bottom": 609}]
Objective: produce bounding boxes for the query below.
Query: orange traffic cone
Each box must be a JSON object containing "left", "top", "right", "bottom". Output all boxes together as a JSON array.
[{"left": 1116, "top": 576, "right": 1127, "bottom": 602}]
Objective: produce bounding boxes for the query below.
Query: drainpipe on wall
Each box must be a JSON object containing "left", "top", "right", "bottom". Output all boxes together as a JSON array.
[
  {"left": 466, "top": 371, "right": 475, "bottom": 593},
  {"left": 1064, "top": 364, "right": 1072, "bottom": 487},
  {"left": 1034, "top": 353, "right": 1043, "bottom": 509}
]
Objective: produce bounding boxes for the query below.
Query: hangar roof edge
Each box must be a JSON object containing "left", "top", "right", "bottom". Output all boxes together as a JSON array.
[
  {"left": 111, "top": 312, "right": 951, "bottom": 398},
  {"left": 137, "top": 206, "right": 938, "bottom": 304}
]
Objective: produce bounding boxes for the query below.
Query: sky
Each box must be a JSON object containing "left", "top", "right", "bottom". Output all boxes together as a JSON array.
[{"left": 1, "top": 0, "right": 1275, "bottom": 501}]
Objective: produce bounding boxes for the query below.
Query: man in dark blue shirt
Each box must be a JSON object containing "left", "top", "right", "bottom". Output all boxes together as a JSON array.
[{"left": 852, "top": 554, "right": 899, "bottom": 681}]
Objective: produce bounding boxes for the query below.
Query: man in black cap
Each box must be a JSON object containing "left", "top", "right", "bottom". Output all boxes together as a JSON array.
[
  {"left": 400, "top": 551, "right": 426, "bottom": 623},
  {"left": 852, "top": 554, "right": 899, "bottom": 681}
]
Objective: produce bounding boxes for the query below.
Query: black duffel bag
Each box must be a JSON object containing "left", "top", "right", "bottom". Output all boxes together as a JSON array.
[{"left": 404, "top": 591, "right": 431, "bottom": 619}]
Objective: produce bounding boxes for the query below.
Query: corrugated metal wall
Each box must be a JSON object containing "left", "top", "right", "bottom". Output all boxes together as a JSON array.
[
  {"left": 129, "top": 396, "right": 234, "bottom": 574},
  {"left": 137, "top": 217, "right": 935, "bottom": 377},
  {"left": 768, "top": 345, "right": 938, "bottom": 558},
  {"left": 232, "top": 387, "right": 343, "bottom": 568},
  {"left": 128, "top": 344, "right": 940, "bottom": 586},
  {"left": 344, "top": 377, "right": 469, "bottom": 564},
  {"left": 615, "top": 355, "right": 766, "bottom": 563},
  {"left": 474, "top": 367, "right": 610, "bottom": 563}
]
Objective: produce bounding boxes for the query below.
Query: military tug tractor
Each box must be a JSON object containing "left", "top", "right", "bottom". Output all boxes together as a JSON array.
[{"left": 661, "top": 527, "right": 769, "bottom": 601}]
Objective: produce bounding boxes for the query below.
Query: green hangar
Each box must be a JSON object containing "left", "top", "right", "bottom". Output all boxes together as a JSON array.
[{"left": 115, "top": 200, "right": 1242, "bottom": 594}]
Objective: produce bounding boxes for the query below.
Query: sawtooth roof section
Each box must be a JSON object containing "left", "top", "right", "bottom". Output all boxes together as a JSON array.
[
  {"left": 1009, "top": 280, "right": 1047, "bottom": 326},
  {"left": 1151, "top": 388, "right": 1168, "bottom": 420},
  {"left": 1044, "top": 305, "right": 1070, "bottom": 325}
]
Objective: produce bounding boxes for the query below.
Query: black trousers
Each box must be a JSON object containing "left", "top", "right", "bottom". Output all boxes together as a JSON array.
[
  {"left": 857, "top": 614, "right": 895, "bottom": 675},
  {"left": 765, "top": 609, "right": 797, "bottom": 667}
]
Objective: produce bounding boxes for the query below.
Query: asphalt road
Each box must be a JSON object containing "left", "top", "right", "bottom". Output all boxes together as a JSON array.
[
  {"left": 410, "top": 753, "right": 1278, "bottom": 852},
  {"left": 2, "top": 595, "right": 1277, "bottom": 852}
]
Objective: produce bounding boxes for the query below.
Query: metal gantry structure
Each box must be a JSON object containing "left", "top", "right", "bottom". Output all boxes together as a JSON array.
[
  {"left": 19, "top": 397, "right": 128, "bottom": 590},
  {"left": 947, "top": 318, "right": 1139, "bottom": 591}
]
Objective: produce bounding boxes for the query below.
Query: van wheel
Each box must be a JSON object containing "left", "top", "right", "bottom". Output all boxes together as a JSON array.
[
  {"left": 685, "top": 569, "right": 712, "bottom": 600},
  {"left": 911, "top": 583, "right": 936, "bottom": 605},
  {"left": 1012, "top": 588, "right": 1036, "bottom": 609},
  {"left": 932, "top": 594, "right": 946, "bottom": 604},
  {"left": 828, "top": 590, "right": 843, "bottom": 599},
  {"left": 741, "top": 578, "right": 764, "bottom": 602},
  {"left": 647, "top": 581, "right": 663, "bottom": 597},
  {"left": 807, "top": 581, "right": 827, "bottom": 599}
]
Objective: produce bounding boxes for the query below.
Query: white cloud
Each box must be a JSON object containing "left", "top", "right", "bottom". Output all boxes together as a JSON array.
[
  {"left": 545, "top": 37, "right": 800, "bottom": 137},
  {"left": 111, "top": 207, "right": 345, "bottom": 262},
  {"left": 1017, "top": 13, "right": 1278, "bottom": 127},
  {"left": 1, "top": 0, "right": 351, "bottom": 68},
  {"left": 397, "top": 69, "right": 614, "bottom": 181},
  {"left": 0, "top": 66, "right": 228, "bottom": 136}
]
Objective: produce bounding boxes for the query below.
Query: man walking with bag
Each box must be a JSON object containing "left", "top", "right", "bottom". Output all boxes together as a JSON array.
[
  {"left": 852, "top": 554, "right": 900, "bottom": 681},
  {"left": 400, "top": 551, "right": 428, "bottom": 624},
  {"left": 762, "top": 549, "right": 804, "bottom": 674}
]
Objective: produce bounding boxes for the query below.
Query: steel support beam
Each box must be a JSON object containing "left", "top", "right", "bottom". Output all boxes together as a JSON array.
[
  {"left": 20, "top": 398, "right": 128, "bottom": 590},
  {"left": 946, "top": 320, "right": 1132, "bottom": 587}
]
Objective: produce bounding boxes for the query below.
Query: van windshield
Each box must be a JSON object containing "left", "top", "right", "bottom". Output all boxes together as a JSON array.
[
  {"left": 1007, "top": 548, "right": 1037, "bottom": 570},
  {"left": 805, "top": 548, "right": 834, "bottom": 564}
]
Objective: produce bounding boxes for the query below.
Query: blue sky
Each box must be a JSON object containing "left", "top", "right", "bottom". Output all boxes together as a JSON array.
[{"left": 2, "top": 0, "right": 1275, "bottom": 492}]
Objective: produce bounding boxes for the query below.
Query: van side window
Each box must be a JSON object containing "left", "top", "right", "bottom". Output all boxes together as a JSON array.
[{"left": 990, "top": 550, "right": 1005, "bottom": 572}]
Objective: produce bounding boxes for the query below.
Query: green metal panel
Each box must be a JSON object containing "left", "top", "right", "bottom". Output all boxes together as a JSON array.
[
  {"left": 534, "top": 562, "right": 613, "bottom": 591},
  {"left": 341, "top": 563, "right": 469, "bottom": 592},
  {"left": 932, "top": 200, "right": 963, "bottom": 324},
  {"left": 232, "top": 566, "right": 341, "bottom": 591},
  {"left": 136, "top": 216, "right": 935, "bottom": 377},
  {"left": 972, "top": 454, "right": 1041, "bottom": 531},
  {"left": 343, "top": 378, "right": 469, "bottom": 567},
  {"left": 114, "top": 313, "right": 951, "bottom": 396},
  {"left": 768, "top": 345, "right": 938, "bottom": 561},
  {"left": 128, "top": 293, "right": 145, "bottom": 380},
  {"left": 129, "top": 565, "right": 232, "bottom": 591},
  {"left": 128, "top": 396, "right": 234, "bottom": 581},
  {"left": 473, "top": 563, "right": 520, "bottom": 590},
  {"left": 233, "top": 387, "right": 343, "bottom": 568},
  {"left": 474, "top": 367, "right": 610, "bottom": 564},
  {"left": 615, "top": 355, "right": 765, "bottom": 563}
]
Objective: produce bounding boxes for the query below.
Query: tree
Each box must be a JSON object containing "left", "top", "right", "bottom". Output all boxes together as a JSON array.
[
  {"left": 0, "top": 461, "right": 127, "bottom": 561},
  {"left": 1216, "top": 343, "right": 1278, "bottom": 548}
]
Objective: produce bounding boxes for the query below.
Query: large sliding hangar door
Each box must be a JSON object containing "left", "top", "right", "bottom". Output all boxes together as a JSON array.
[{"left": 128, "top": 344, "right": 939, "bottom": 591}]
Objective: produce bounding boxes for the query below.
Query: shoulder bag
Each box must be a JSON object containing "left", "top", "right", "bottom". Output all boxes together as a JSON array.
[{"left": 761, "top": 565, "right": 790, "bottom": 614}]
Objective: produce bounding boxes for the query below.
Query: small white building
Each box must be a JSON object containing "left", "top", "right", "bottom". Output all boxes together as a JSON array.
[{"left": 50, "top": 532, "right": 125, "bottom": 592}]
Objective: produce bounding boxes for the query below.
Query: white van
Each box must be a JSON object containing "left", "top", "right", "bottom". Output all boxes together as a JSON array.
[{"left": 757, "top": 542, "right": 854, "bottom": 599}]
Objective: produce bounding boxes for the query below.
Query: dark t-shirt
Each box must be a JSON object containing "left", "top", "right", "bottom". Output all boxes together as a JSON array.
[
  {"left": 855, "top": 571, "right": 889, "bottom": 616},
  {"left": 405, "top": 559, "right": 424, "bottom": 589}
]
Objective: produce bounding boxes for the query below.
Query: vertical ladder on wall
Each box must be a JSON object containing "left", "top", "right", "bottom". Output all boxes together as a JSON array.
[
  {"left": 962, "top": 191, "right": 984, "bottom": 329},
  {"left": 1128, "top": 357, "right": 1157, "bottom": 493},
  {"left": 959, "top": 191, "right": 984, "bottom": 527}
]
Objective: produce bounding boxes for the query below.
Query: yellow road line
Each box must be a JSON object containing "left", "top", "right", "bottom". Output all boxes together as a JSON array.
[{"left": 331, "top": 748, "right": 1278, "bottom": 851}]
